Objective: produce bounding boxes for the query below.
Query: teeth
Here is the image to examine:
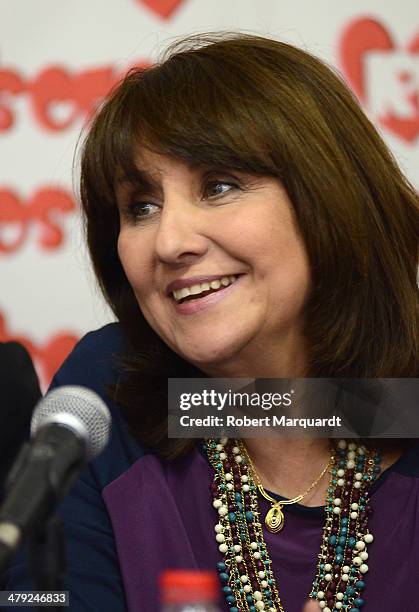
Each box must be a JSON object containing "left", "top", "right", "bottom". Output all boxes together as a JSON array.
[
  {"left": 172, "top": 275, "right": 238, "bottom": 302},
  {"left": 177, "top": 287, "right": 191, "bottom": 300},
  {"left": 189, "top": 284, "right": 205, "bottom": 295}
]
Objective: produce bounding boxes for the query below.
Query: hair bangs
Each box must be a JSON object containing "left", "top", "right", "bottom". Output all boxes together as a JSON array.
[{"left": 99, "top": 57, "right": 283, "bottom": 196}]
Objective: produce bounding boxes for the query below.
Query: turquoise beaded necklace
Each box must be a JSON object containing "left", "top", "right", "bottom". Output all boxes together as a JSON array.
[{"left": 205, "top": 438, "right": 381, "bottom": 612}]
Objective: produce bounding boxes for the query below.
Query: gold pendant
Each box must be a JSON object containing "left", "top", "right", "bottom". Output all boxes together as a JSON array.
[{"left": 265, "top": 503, "right": 285, "bottom": 533}]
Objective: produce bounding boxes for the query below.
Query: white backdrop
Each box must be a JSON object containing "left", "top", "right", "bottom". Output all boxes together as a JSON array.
[{"left": 1, "top": 0, "right": 418, "bottom": 388}]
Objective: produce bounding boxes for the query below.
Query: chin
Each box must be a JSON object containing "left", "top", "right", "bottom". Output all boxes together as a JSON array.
[{"left": 178, "top": 336, "right": 251, "bottom": 375}]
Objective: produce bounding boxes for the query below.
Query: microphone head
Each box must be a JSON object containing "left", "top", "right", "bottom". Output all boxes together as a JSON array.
[{"left": 31, "top": 386, "right": 111, "bottom": 460}]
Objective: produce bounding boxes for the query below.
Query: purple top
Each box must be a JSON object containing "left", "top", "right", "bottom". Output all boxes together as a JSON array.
[
  {"left": 5, "top": 324, "right": 418, "bottom": 612},
  {"left": 104, "top": 445, "right": 419, "bottom": 611}
]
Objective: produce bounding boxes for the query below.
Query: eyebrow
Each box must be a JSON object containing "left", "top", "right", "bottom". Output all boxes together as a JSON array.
[
  {"left": 115, "top": 167, "right": 159, "bottom": 190},
  {"left": 115, "top": 161, "right": 246, "bottom": 195}
]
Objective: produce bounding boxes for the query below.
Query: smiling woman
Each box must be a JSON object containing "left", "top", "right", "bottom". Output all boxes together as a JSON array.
[
  {"left": 4, "top": 33, "right": 419, "bottom": 612},
  {"left": 116, "top": 153, "right": 311, "bottom": 376},
  {"left": 80, "top": 32, "right": 418, "bottom": 455}
]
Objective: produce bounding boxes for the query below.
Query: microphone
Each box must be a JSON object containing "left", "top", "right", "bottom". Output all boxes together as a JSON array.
[{"left": 0, "top": 385, "right": 111, "bottom": 572}]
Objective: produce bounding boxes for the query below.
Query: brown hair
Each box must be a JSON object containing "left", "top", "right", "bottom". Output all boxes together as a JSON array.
[{"left": 79, "top": 33, "right": 419, "bottom": 458}]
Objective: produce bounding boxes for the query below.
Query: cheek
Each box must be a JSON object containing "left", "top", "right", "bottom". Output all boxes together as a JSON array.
[
  {"left": 117, "top": 231, "right": 150, "bottom": 292},
  {"left": 117, "top": 233, "right": 133, "bottom": 281},
  {"left": 276, "top": 236, "right": 311, "bottom": 289},
  {"left": 258, "top": 221, "right": 311, "bottom": 303},
  {"left": 282, "top": 250, "right": 312, "bottom": 309}
]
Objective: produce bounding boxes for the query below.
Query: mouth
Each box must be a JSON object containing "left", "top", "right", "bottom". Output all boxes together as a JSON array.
[{"left": 171, "top": 274, "right": 241, "bottom": 304}]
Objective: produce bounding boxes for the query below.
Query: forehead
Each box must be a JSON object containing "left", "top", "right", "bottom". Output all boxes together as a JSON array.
[
  {"left": 133, "top": 149, "right": 192, "bottom": 176},
  {"left": 116, "top": 147, "right": 230, "bottom": 190}
]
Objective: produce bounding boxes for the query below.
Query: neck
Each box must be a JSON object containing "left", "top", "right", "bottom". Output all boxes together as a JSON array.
[
  {"left": 242, "top": 437, "right": 332, "bottom": 506},
  {"left": 199, "top": 327, "right": 310, "bottom": 379}
]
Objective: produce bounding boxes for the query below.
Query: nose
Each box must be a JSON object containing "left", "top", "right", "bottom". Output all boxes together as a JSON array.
[{"left": 154, "top": 200, "right": 209, "bottom": 266}]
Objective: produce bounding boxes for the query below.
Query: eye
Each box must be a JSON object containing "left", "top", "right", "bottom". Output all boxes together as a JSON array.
[
  {"left": 203, "top": 180, "right": 240, "bottom": 199},
  {"left": 125, "top": 201, "right": 160, "bottom": 222}
]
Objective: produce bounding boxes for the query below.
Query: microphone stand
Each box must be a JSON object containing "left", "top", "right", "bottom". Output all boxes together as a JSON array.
[{"left": 27, "top": 515, "right": 66, "bottom": 612}]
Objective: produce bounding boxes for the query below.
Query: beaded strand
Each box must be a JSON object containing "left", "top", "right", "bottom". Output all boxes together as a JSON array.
[
  {"left": 207, "top": 438, "right": 283, "bottom": 611},
  {"left": 310, "top": 439, "right": 380, "bottom": 612},
  {"left": 205, "top": 438, "right": 381, "bottom": 612}
]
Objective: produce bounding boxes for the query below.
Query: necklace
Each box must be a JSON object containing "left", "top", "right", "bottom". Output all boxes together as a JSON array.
[
  {"left": 205, "top": 438, "right": 381, "bottom": 612},
  {"left": 241, "top": 442, "right": 332, "bottom": 533}
]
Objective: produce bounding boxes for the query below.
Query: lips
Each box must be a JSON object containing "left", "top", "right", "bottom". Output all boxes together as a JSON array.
[
  {"left": 172, "top": 274, "right": 244, "bottom": 315},
  {"left": 172, "top": 276, "right": 238, "bottom": 303},
  {"left": 166, "top": 273, "right": 244, "bottom": 296}
]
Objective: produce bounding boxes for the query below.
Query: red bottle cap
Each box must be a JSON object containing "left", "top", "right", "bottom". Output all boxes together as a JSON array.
[{"left": 160, "top": 569, "right": 219, "bottom": 604}]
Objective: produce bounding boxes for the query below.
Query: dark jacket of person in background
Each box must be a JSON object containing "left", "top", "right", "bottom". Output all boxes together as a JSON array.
[{"left": 0, "top": 342, "right": 41, "bottom": 500}]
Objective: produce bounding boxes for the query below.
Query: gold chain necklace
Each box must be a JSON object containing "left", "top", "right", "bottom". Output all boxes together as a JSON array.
[{"left": 240, "top": 441, "right": 333, "bottom": 533}]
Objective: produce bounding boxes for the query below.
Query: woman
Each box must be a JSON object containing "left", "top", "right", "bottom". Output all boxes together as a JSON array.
[{"left": 5, "top": 33, "right": 419, "bottom": 611}]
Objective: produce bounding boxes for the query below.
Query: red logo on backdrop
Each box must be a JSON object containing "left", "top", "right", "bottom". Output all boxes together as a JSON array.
[
  {"left": 137, "top": 0, "right": 186, "bottom": 19},
  {"left": 0, "top": 67, "right": 25, "bottom": 130},
  {"left": 0, "top": 187, "right": 76, "bottom": 253},
  {"left": 0, "top": 311, "right": 78, "bottom": 389},
  {"left": 339, "top": 17, "right": 419, "bottom": 142},
  {"left": 0, "top": 59, "right": 149, "bottom": 133}
]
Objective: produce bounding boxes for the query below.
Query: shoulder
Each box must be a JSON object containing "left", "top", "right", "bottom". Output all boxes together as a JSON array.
[
  {"left": 50, "top": 322, "right": 130, "bottom": 429},
  {"left": 50, "top": 323, "right": 146, "bottom": 489},
  {"left": 4, "top": 326, "right": 144, "bottom": 607},
  {"left": 51, "top": 322, "right": 127, "bottom": 395},
  {"left": 390, "top": 441, "right": 419, "bottom": 478}
]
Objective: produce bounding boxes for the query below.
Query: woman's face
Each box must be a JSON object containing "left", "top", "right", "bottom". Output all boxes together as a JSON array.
[{"left": 117, "top": 150, "right": 311, "bottom": 377}]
